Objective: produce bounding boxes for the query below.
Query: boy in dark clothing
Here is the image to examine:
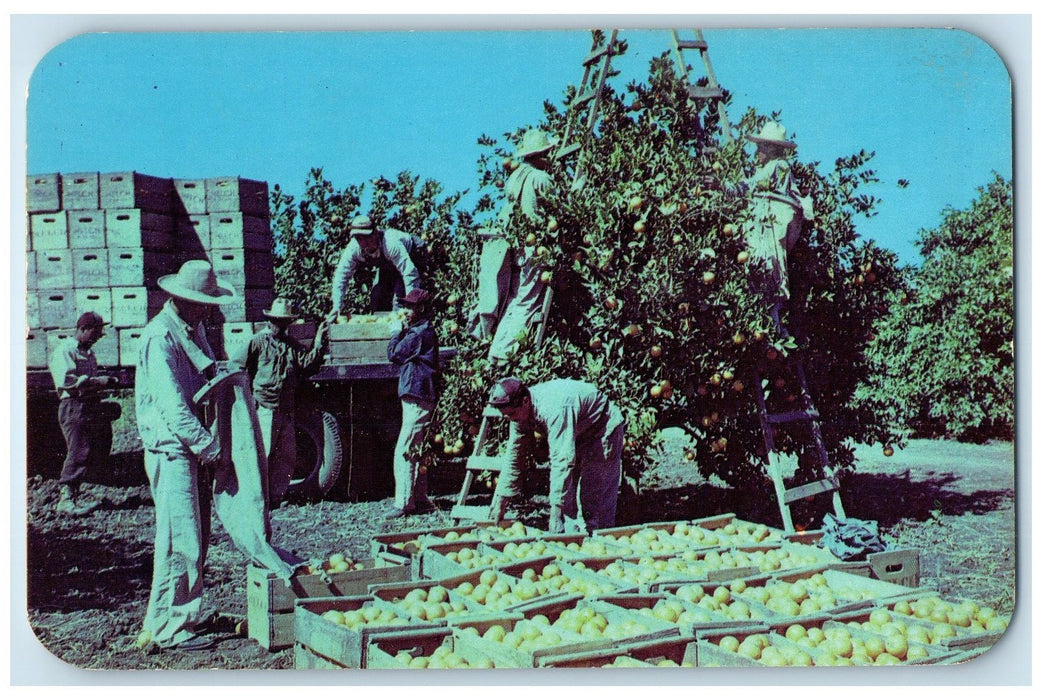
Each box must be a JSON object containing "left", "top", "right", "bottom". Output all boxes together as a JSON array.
[
  {"left": 237, "top": 297, "right": 330, "bottom": 506},
  {"left": 386, "top": 288, "right": 439, "bottom": 517}
]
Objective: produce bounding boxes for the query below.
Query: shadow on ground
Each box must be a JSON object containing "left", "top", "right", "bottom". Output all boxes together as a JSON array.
[{"left": 26, "top": 523, "right": 152, "bottom": 611}]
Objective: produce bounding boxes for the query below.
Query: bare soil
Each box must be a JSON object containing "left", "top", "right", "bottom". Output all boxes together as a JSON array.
[{"left": 22, "top": 392, "right": 1017, "bottom": 672}]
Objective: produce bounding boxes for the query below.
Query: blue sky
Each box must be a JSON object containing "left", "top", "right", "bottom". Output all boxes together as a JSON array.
[{"left": 22, "top": 22, "right": 1014, "bottom": 266}]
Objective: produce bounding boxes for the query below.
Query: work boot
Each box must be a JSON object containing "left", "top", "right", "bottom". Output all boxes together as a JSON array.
[{"left": 57, "top": 484, "right": 100, "bottom": 516}]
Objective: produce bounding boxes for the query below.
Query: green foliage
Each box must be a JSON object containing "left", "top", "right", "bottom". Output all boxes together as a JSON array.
[
  {"left": 270, "top": 168, "right": 480, "bottom": 323},
  {"left": 859, "top": 174, "right": 1014, "bottom": 442}
]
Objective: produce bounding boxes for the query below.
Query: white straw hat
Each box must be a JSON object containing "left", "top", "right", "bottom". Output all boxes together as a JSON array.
[{"left": 157, "top": 260, "right": 238, "bottom": 305}]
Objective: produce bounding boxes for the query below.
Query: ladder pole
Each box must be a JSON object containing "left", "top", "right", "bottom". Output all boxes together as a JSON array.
[{"left": 691, "top": 30, "right": 733, "bottom": 142}]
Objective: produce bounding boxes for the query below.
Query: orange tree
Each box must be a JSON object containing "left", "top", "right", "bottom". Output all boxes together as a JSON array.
[
  {"left": 856, "top": 174, "right": 1014, "bottom": 443},
  {"left": 433, "top": 50, "right": 905, "bottom": 497}
]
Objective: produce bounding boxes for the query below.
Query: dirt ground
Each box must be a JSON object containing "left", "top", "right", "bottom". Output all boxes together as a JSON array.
[{"left": 21, "top": 394, "right": 1017, "bottom": 673}]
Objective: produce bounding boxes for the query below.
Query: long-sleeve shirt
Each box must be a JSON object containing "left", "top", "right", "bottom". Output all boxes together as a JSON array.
[
  {"left": 330, "top": 229, "right": 423, "bottom": 313},
  {"left": 387, "top": 319, "right": 439, "bottom": 404},
  {"left": 237, "top": 324, "right": 328, "bottom": 411},
  {"left": 497, "top": 379, "right": 622, "bottom": 506},
  {"left": 498, "top": 161, "right": 552, "bottom": 224},
  {"left": 49, "top": 337, "right": 99, "bottom": 399},
  {"left": 134, "top": 300, "right": 220, "bottom": 464}
]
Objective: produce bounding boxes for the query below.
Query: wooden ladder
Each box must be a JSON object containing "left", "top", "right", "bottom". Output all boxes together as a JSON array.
[
  {"left": 752, "top": 325, "right": 846, "bottom": 533},
  {"left": 450, "top": 288, "right": 554, "bottom": 522},
  {"left": 668, "top": 29, "right": 733, "bottom": 144},
  {"left": 554, "top": 30, "right": 623, "bottom": 189}
]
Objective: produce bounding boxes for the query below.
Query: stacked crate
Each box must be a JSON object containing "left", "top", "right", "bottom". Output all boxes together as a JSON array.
[{"left": 26, "top": 171, "right": 276, "bottom": 370}]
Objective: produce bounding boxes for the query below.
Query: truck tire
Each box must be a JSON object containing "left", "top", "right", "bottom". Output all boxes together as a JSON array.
[{"left": 288, "top": 409, "right": 343, "bottom": 502}]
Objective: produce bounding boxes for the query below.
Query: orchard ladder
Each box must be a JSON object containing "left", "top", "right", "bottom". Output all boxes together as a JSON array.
[
  {"left": 752, "top": 329, "right": 846, "bottom": 533},
  {"left": 450, "top": 281, "right": 555, "bottom": 523},
  {"left": 668, "top": 29, "right": 733, "bottom": 144},
  {"left": 554, "top": 30, "right": 623, "bottom": 189}
]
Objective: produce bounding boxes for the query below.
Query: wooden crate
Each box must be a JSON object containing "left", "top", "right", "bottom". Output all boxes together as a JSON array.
[
  {"left": 540, "top": 634, "right": 699, "bottom": 668},
  {"left": 824, "top": 609, "right": 966, "bottom": 663},
  {"left": 176, "top": 214, "right": 211, "bottom": 252},
  {"left": 110, "top": 287, "right": 165, "bottom": 328},
  {"left": 108, "top": 248, "right": 178, "bottom": 287},
  {"left": 71, "top": 249, "right": 110, "bottom": 288},
  {"left": 27, "top": 173, "right": 61, "bottom": 213},
  {"left": 209, "top": 248, "right": 275, "bottom": 288},
  {"left": 61, "top": 171, "right": 100, "bottom": 210},
  {"left": 205, "top": 176, "right": 268, "bottom": 216},
  {"left": 220, "top": 287, "right": 275, "bottom": 324},
  {"left": 294, "top": 595, "right": 436, "bottom": 669},
  {"left": 105, "top": 210, "right": 174, "bottom": 250},
  {"left": 451, "top": 600, "right": 612, "bottom": 668},
  {"left": 66, "top": 211, "right": 106, "bottom": 248},
  {"left": 365, "top": 628, "right": 456, "bottom": 669},
  {"left": 118, "top": 328, "right": 145, "bottom": 367},
  {"left": 34, "top": 250, "right": 72, "bottom": 290},
  {"left": 221, "top": 322, "right": 257, "bottom": 364},
  {"left": 99, "top": 171, "right": 172, "bottom": 213},
  {"left": 29, "top": 214, "right": 68, "bottom": 250},
  {"left": 37, "top": 290, "right": 75, "bottom": 329},
  {"left": 208, "top": 212, "right": 271, "bottom": 251},
  {"left": 26, "top": 251, "right": 37, "bottom": 291},
  {"left": 27, "top": 291, "right": 40, "bottom": 328},
  {"left": 74, "top": 288, "right": 113, "bottom": 324},
  {"left": 330, "top": 339, "right": 388, "bottom": 364},
  {"left": 693, "top": 626, "right": 771, "bottom": 667},
  {"left": 172, "top": 179, "right": 208, "bottom": 215},
  {"left": 26, "top": 330, "right": 47, "bottom": 368},
  {"left": 246, "top": 555, "right": 410, "bottom": 652}
]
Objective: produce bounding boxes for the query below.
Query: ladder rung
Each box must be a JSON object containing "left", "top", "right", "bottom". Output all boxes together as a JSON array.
[
  {"left": 783, "top": 478, "right": 838, "bottom": 504},
  {"left": 583, "top": 45, "right": 614, "bottom": 66},
  {"left": 765, "top": 410, "right": 820, "bottom": 424},
  {"left": 570, "top": 89, "right": 599, "bottom": 108},
  {"left": 675, "top": 39, "right": 709, "bottom": 51},
  {"left": 688, "top": 85, "right": 724, "bottom": 100},
  {"left": 555, "top": 142, "right": 582, "bottom": 160}
]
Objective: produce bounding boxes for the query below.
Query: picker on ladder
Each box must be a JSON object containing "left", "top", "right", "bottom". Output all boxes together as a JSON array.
[
  {"left": 452, "top": 30, "right": 624, "bottom": 523},
  {"left": 727, "top": 118, "right": 844, "bottom": 533}
]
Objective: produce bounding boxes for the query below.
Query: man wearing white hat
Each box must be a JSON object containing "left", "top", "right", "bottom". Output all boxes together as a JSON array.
[
  {"left": 729, "top": 121, "right": 814, "bottom": 325},
  {"left": 486, "top": 377, "right": 625, "bottom": 534},
  {"left": 135, "top": 260, "right": 301, "bottom": 652},
  {"left": 330, "top": 215, "right": 426, "bottom": 315},
  {"left": 236, "top": 297, "right": 330, "bottom": 506},
  {"left": 470, "top": 128, "right": 555, "bottom": 364}
]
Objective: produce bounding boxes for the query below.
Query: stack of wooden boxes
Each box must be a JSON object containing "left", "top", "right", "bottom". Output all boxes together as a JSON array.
[{"left": 26, "top": 171, "right": 276, "bottom": 371}]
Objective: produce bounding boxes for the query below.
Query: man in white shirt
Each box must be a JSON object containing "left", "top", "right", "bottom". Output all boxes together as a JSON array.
[
  {"left": 135, "top": 260, "right": 301, "bottom": 653},
  {"left": 48, "top": 311, "right": 119, "bottom": 515},
  {"left": 330, "top": 215, "right": 426, "bottom": 314},
  {"left": 487, "top": 377, "right": 625, "bottom": 533}
]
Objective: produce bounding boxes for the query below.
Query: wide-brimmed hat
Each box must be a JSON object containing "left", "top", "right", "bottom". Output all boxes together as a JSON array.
[
  {"left": 157, "top": 260, "right": 237, "bottom": 306},
  {"left": 399, "top": 289, "right": 431, "bottom": 307},
  {"left": 349, "top": 215, "right": 378, "bottom": 237},
  {"left": 747, "top": 121, "right": 796, "bottom": 150},
  {"left": 488, "top": 377, "right": 526, "bottom": 408},
  {"left": 515, "top": 129, "right": 555, "bottom": 158},
  {"left": 264, "top": 297, "right": 301, "bottom": 320}
]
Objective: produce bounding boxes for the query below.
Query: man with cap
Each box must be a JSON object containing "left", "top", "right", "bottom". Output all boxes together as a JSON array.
[
  {"left": 727, "top": 121, "right": 814, "bottom": 327},
  {"left": 236, "top": 297, "right": 330, "bottom": 507},
  {"left": 330, "top": 215, "right": 427, "bottom": 315},
  {"left": 135, "top": 260, "right": 302, "bottom": 652},
  {"left": 48, "top": 310, "right": 120, "bottom": 515},
  {"left": 487, "top": 377, "right": 625, "bottom": 534},
  {"left": 386, "top": 288, "right": 439, "bottom": 517},
  {"left": 470, "top": 128, "right": 555, "bottom": 364}
]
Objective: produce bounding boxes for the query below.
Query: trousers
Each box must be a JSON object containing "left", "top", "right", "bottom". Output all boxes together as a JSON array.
[
  {"left": 256, "top": 404, "right": 297, "bottom": 506},
  {"left": 57, "top": 397, "right": 113, "bottom": 487},
  {"left": 393, "top": 397, "right": 433, "bottom": 510}
]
